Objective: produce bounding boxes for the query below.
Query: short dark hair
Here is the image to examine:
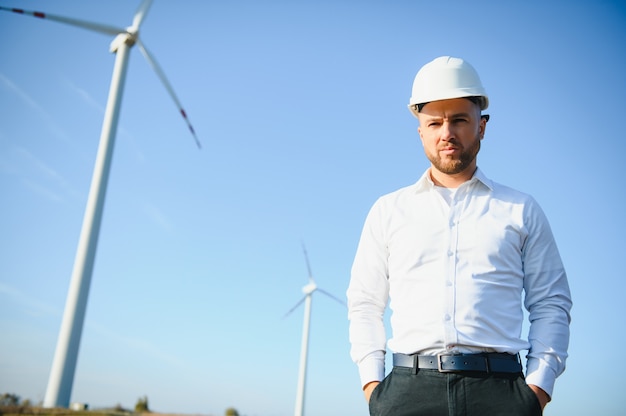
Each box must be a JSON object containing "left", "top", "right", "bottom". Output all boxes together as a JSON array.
[
  {"left": 465, "top": 96, "right": 482, "bottom": 107},
  {"left": 417, "top": 96, "right": 483, "bottom": 113},
  {"left": 416, "top": 97, "right": 489, "bottom": 122}
]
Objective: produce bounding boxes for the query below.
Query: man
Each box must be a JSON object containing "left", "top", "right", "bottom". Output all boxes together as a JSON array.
[{"left": 347, "top": 56, "right": 572, "bottom": 415}]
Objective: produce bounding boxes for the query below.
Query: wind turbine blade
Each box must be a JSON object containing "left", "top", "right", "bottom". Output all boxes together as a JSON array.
[
  {"left": 0, "top": 6, "right": 125, "bottom": 36},
  {"left": 318, "top": 288, "right": 347, "bottom": 307},
  {"left": 136, "top": 39, "right": 201, "bottom": 149},
  {"left": 283, "top": 296, "right": 307, "bottom": 319},
  {"left": 131, "top": 0, "right": 153, "bottom": 32},
  {"left": 301, "top": 243, "right": 314, "bottom": 281}
]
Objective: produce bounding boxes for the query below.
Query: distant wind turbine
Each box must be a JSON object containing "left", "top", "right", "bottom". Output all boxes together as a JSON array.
[
  {"left": 285, "top": 245, "right": 346, "bottom": 416},
  {"left": 1, "top": 0, "right": 199, "bottom": 408}
]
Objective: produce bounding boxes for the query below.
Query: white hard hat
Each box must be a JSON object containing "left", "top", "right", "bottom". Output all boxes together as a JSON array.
[{"left": 408, "top": 56, "right": 489, "bottom": 118}]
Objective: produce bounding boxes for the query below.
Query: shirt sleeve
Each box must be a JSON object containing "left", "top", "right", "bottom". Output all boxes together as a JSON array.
[
  {"left": 521, "top": 198, "right": 573, "bottom": 397},
  {"left": 347, "top": 199, "right": 390, "bottom": 388}
]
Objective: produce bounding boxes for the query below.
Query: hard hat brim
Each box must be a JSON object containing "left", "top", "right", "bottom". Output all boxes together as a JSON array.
[{"left": 408, "top": 95, "right": 489, "bottom": 119}]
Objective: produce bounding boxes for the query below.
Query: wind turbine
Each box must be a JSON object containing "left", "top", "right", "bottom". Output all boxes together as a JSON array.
[
  {"left": 285, "top": 245, "right": 346, "bottom": 416},
  {"left": 1, "top": 1, "right": 199, "bottom": 408}
]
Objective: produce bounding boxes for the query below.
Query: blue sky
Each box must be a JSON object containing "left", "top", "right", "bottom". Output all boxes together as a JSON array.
[{"left": 0, "top": 0, "right": 625, "bottom": 415}]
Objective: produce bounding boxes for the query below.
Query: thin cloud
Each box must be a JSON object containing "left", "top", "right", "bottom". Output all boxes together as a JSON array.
[
  {"left": 0, "top": 282, "right": 61, "bottom": 318},
  {"left": 20, "top": 177, "right": 64, "bottom": 203},
  {"left": 0, "top": 282, "right": 185, "bottom": 368},
  {"left": 0, "top": 72, "right": 71, "bottom": 144},
  {"left": 64, "top": 80, "right": 106, "bottom": 114},
  {"left": 143, "top": 202, "right": 174, "bottom": 232},
  {"left": 64, "top": 78, "right": 146, "bottom": 164},
  {"left": 17, "top": 147, "right": 69, "bottom": 187},
  {"left": 13, "top": 146, "right": 80, "bottom": 203},
  {"left": 86, "top": 320, "right": 186, "bottom": 368}
]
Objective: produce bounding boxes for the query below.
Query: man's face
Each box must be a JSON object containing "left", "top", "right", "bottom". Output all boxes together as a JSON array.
[{"left": 417, "top": 98, "right": 486, "bottom": 177}]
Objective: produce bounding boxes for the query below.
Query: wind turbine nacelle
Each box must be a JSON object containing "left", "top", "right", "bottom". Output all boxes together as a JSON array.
[{"left": 302, "top": 282, "right": 317, "bottom": 295}]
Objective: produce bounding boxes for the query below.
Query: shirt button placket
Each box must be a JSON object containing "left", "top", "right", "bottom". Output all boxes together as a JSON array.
[{"left": 444, "top": 191, "right": 462, "bottom": 349}]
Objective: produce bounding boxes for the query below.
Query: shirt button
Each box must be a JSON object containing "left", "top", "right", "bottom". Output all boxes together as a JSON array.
[
  {"left": 446, "top": 280, "right": 452, "bottom": 286},
  {"left": 447, "top": 251, "right": 453, "bottom": 257},
  {"left": 444, "top": 314, "right": 451, "bottom": 321}
]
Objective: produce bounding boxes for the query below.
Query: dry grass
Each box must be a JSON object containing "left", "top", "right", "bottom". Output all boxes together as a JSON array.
[
  {"left": 0, "top": 408, "right": 133, "bottom": 416},
  {"left": 0, "top": 409, "right": 205, "bottom": 416}
]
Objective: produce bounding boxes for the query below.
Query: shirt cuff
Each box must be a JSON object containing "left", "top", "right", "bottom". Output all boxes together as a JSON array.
[
  {"left": 358, "top": 351, "right": 386, "bottom": 388},
  {"left": 525, "top": 357, "right": 557, "bottom": 398}
]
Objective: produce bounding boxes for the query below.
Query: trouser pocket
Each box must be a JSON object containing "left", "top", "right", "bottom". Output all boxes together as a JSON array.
[{"left": 515, "top": 378, "right": 543, "bottom": 416}]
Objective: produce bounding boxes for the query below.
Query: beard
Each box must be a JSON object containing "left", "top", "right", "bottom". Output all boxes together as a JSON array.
[{"left": 425, "top": 132, "right": 481, "bottom": 175}]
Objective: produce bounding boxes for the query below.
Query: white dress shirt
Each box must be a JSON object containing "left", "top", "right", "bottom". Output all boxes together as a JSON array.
[{"left": 347, "top": 168, "right": 572, "bottom": 397}]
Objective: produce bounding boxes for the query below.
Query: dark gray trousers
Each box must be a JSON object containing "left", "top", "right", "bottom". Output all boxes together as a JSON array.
[{"left": 369, "top": 367, "right": 542, "bottom": 416}]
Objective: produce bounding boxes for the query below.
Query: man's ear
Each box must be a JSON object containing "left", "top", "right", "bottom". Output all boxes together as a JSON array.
[{"left": 479, "top": 115, "right": 488, "bottom": 139}]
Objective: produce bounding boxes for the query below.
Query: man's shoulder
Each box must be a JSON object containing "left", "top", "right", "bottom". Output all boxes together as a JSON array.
[
  {"left": 377, "top": 182, "right": 419, "bottom": 202},
  {"left": 474, "top": 169, "right": 536, "bottom": 203},
  {"left": 487, "top": 178, "right": 537, "bottom": 205}
]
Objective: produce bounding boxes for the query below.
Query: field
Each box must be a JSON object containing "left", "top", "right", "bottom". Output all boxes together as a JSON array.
[{"left": 0, "top": 409, "right": 183, "bottom": 416}]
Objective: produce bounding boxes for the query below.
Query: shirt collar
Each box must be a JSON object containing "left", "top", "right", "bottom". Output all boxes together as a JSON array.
[{"left": 414, "top": 167, "right": 494, "bottom": 193}]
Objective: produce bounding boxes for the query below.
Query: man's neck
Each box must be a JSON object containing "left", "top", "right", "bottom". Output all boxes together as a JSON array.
[{"left": 430, "top": 166, "right": 477, "bottom": 188}]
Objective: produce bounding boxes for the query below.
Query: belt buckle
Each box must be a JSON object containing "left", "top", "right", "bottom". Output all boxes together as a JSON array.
[
  {"left": 437, "top": 353, "right": 490, "bottom": 373},
  {"left": 436, "top": 353, "right": 455, "bottom": 373}
]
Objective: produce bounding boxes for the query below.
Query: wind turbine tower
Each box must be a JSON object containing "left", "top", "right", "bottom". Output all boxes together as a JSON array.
[
  {"left": 0, "top": 0, "right": 199, "bottom": 408},
  {"left": 286, "top": 245, "right": 345, "bottom": 416}
]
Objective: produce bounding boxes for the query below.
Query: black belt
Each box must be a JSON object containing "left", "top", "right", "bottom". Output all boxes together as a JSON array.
[{"left": 393, "top": 352, "right": 522, "bottom": 374}]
